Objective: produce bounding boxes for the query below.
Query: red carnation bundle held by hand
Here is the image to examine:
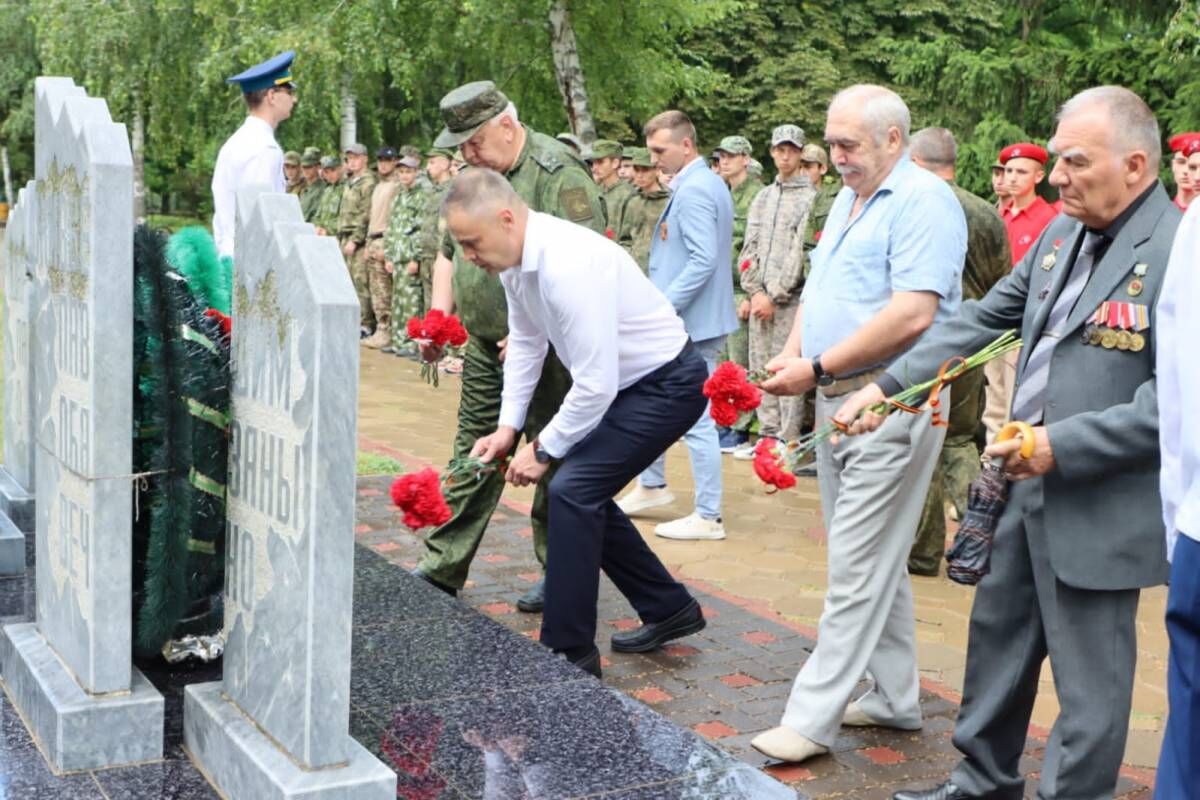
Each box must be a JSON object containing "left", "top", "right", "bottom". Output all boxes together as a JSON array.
[
  {"left": 389, "top": 468, "right": 452, "bottom": 530},
  {"left": 406, "top": 310, "right": 469, "bottom": 387},
  {"left": 752, "top": 439, "right": 797, "bottom": 491},
  {"left": 703, "top": 361, "right": 762, "bottom": 427}
]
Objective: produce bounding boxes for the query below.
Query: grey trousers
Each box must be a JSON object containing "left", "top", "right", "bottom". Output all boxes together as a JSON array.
[
  {"left": 781, "top": 389, "right": 945, "bottom": 746},
  {"left": 951, "top": 479, "right": 1140, "bottom": 800}
]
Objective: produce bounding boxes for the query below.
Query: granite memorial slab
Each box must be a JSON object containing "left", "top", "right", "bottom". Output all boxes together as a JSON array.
[
  {"left": 0, "top": 76, "right": 163, "bottom": 772},
  {"left": 184, "top": 185, "right": 395, "bottom": 799}
]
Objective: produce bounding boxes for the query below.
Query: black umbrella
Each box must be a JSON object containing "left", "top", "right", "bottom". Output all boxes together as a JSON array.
[{"left": 945, "top": 457, "right": 1008, "bottom": 585}]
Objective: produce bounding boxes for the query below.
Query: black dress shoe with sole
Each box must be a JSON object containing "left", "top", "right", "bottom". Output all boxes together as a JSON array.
[
  {"left": 893, "top": 781, "right": 979, "bottom": 800},
  {"left": 516, "top": 578, "right": 545, "bottom": 613},
  {"left": 611, "top": 598, "right": 705, "bottom": 653},
  {"left": 409, "top": 568, "right": 458, "bottom": 597}
]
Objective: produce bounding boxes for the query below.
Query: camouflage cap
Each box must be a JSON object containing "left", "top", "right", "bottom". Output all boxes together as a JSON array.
[
  {"left": 300, "top": 146, "right": 322, "bottom": 166},
  {"left": 400, "top": 144, "right": 422, "bottom": 160},
  {"left": 588, "top": 139, "right": 623, "bottom": 160},
  {"left": 425, "top": 147, "right": 455, "bottom": 160},
  {"left": 714, "top": 135, "right": 752, "bottom": 156},
  {"left": 319, "top": 155, "right": 340, "bottom": 169},
  {"left": 435, "top": 80, "right": 510, "bottom": 148},
  {"left": 398, "top": 155, "right": 421, "bottom": 168},
  {"left": 747, "top": 158, "right": 764, "bottom": 179},
  {"left": 283, "top": 150, "right": 302, "bottom": 166},
  {"left": 629, "top": 147, "right": 655, "bottom": 168},
  {"left": 799, "top": 143, "right": 828, "bottom": 166},
  {"left": 770, "top": 125, "right": 805, "bottom": 149},
  {"left": 621, "top": 146, "right": 638, "bottom": 160},
  {"left": 344, "top": 142, "right": 367, "bottom": 156}
]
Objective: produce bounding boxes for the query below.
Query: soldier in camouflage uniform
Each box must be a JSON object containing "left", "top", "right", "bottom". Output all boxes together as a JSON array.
[
  {"left": 299, "top": 147, "right": 326, "bottom": 222},
  {"left": 735, "top": 125, "right": 815, "bottom": 451},
  {"left": 587, "top": 139, "right": 635, "bottom": 240},
  {"left": 283, "top": 150, "right": 304, "bottom": 195},
  {"left": 414, "top": 147, "right": 455, "bottom": 313},
  {"left": 908, "top": 127, "right": 1012, "bottom": 575},
  {"left": 799, "top": 144, "right": 841, "bottom": 278},
  {"left": 337, "top": 143, "right": 378, "bottom": 334},
  {"left": 615, "top": 147, "right": 669, "bottom": 273},
  {"left": 413, "top": 81, "right": 604, "bottom": 613},
  {"left": 313, "top": 156, "right": 344, "bottom": 236},
  {"left": 383, "top": 152, "right": 429, "bottom": 353},
  {"left": 362, "top": 147, "right": 403, "bottom": 348},
  {"left": 713, "top": 135, "right": 766, "bottom": 451}
]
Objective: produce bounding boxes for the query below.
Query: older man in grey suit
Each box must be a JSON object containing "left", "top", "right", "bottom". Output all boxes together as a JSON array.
[{"left": 839, "top": 86, "right": 1177, "bottom": 800}]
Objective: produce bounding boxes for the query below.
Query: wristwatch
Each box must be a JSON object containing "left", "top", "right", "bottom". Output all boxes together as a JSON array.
[
  {"left": 811, "top": 354, "right": 836, "bottom": 387},
  {"left": 532, "top": 439, "right": 552, "bottom": 464}
]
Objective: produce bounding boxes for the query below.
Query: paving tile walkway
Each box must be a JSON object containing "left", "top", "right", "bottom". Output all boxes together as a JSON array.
[{"left": 356, "top": 347, "right": 1164, "bottom": 797}]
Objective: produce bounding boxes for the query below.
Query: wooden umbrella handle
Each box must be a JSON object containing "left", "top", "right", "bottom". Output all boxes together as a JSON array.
[{"left": 995, "top": 421, "right": 1036, "bottom": 459}]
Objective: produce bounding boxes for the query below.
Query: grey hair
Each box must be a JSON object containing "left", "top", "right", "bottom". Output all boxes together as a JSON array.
[
  {"left": 910, "top": 127, "right": 957, "bottom": 169},
  {"left": 440, "top": 167, "right": 526, "bottom": 218},
  {"left": 830, "top": 84, "right": 911, "bottom": 147},
  {"left": 1057, "top": 86, "right": 1161, "bottom": 170},
  {"left": 488, "top": 101, "right": 520, "bottom": 127}
]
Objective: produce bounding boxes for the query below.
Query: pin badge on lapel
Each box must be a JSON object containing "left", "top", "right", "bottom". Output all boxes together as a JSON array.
[
  {"left": 1127, "top": 263, "right": 1148, "bottom": 297},
  {"left": 660, "top": 222, "right": 668, "bottom": 241},
  {"left": 1041, "top": 239, "right": 1063, "bottom": 271}
]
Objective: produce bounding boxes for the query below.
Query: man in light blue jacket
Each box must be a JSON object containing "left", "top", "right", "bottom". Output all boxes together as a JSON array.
[{"left": 617, "top": 109, "right": 737, "bottom": 540}]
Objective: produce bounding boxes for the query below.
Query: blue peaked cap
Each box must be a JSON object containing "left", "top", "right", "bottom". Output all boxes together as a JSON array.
[{"left": 226, "top": 50, "right": 295, "bottom": 93}]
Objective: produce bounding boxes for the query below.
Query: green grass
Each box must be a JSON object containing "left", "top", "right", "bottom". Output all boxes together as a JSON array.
[{"left": 356, "top": 451, "right": 405, "bottom": 476}]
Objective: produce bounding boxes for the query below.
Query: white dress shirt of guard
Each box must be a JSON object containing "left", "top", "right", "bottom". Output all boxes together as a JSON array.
[
  {"left": 1158, "top": 198, "right": 1200, "bottom": 559},
  {"left": 211, "top": 116, "right": 285, "bottom": 258},
  {"left": 497, "top": 211, "right": 689, "bottom": 459}
]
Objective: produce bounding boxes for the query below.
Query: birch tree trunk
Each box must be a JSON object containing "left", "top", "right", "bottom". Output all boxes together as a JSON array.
[
  {"left": 548, "top": 0, "right": 597, "bottom": 145},
  {"left": 132, "top": 104, "right": 146, "bottom": 222},
  {"left": 339, "top": 74, "right": 357, "bottom": 151},
  {"left": 1, "top": 146, "right": 12, "bottom": 209}
]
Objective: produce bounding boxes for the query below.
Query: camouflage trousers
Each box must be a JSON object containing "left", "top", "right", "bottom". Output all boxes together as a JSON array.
[
  {"left": 748, "top": 299, "right": 812, "bottom": 440},
  {"left": 719, "top": 293, "right": 754, "bottom": 433},
  {"left": 390, "top": 267, "right": 425, "bottom": 351},
  {"left": 417, "top": 336, "right": 573, "bottom": 589},
  {"left": 365, "top": 239, "right": 393, "bottom": 331},
  {"left": 341, "top": 239, "right": 373, "bottom": 330},
  {"left": 910, "top": 369, "right": 985, "bottom": 575}
]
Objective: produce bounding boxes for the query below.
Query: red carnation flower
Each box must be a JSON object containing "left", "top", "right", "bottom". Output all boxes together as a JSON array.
[
  {"left": 406, "top": 315, "right": 424, "bottom": 340},
  {"left": 407, "top": 310, "right": 469, "bottom": 348},
  {"left": 390, "top": 468, "right": 452, "bottom": 530},
  {"left": 605, "top": 227, "right": 615, "bottom": 239},
  {"left": 752, "top": 438, "right": 796, "bottom": 491},
  {"left": 204, "top": 308, "right": 232, "bottom": 337},
  {"left": 739, "top": 259, "right": 752, "bottom": 273},
  {"left": 703, "top": 361, "right": 761, "bottom": 425},
  {"left": 814, "top": 230, "right": 823, "bottom": 242}
]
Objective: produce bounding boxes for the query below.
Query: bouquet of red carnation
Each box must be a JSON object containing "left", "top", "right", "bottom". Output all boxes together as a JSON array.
[
  {"left": 390, "top": 468, "right": 452, "bottom": 530},
  {"left": 406, "top": 310, "right": 469, "bottom": 387},
  {"left": 752, "top": 439, "right": 797, "bottom": 492},
  {"left": 390, "top": 457, "right": 508, "bottom": 531},
  {"left": 703, "top": 361, "right": 763, "bottom": 427}
]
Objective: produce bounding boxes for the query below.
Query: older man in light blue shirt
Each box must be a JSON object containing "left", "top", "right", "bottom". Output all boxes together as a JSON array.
[{"left": 751, "top": 85, "right": 966, "bottom": 764}]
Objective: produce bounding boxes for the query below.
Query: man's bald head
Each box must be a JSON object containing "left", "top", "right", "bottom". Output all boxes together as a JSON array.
[{"left": 910, "top": 127, "right": 957, "bottom": 180}]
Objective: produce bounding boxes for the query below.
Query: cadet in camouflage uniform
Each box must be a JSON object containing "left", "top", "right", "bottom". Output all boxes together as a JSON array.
[
  {"left": 283, "top": 150, "right": 304, "bottom": 194},
  {"left": 414, "top": 81, "right": 604, "bottom": 612},
  {"left": 736, "top": 125, "right": 815, "bottom": 449},
  {"left": 362, "top": 147, "right": 403, "bottom": 348},
  {"left": 299, "top": 147, "right": 326, "bottom": 222},
  {"left": 615, "top": 147, "right": 669, "bottom": 273},
  {"left": 383, "top": 152, "right": 429, "bottom": 352},
  {"left": 313, "top": 155, "right": 344, "bottom": 236},
  {"left": 587, "top": 139, "right": 635, "bottom": 240},
  {"left": 337, "top": 143, "right": 378, "bottom": 334},
  {"left": 713, "top": 135, "right": 765, "bottom": 450},
  {"left": 908, "top": 127, "right": 1012, "bottom": 575},
  {"left": 798, "top": 144, "right": 841, "bottom": 277},
  {"left": 414, "top": 147, "right": 455, "bottom": 313}
]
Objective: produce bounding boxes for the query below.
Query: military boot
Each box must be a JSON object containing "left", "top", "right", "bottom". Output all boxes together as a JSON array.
[{"left": 363, "top": 324, "right": 391, "bottom": 349}]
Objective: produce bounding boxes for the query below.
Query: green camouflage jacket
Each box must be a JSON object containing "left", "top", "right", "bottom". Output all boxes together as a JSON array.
[
  {"left": 336, "top": 171, "right": 377, "bottom": 244},
  {"left": 739, "top": 174, "right": 816, "bottom": 304},
  {"left": 949, "top": 181, "right": 1011, "bottom": 301},
  {"left": 300, "top": 179, "right": 326, "bottom": 223},
  {"left": 416, "top": 180, "right": 450, "bottom": 265},
  {"left": 617, "top": 185, "right": 669, "bottom": 274},
  {"left": 384, "top": 183, "right": 429, "bottom": 265},
  {"left": 801, "top": 177, "right": 842, "bottom": 279},
  {"left": 729, "top": 176, "right": 765, "bottom": 295},
  {"left": 601, "top": 179, "right": 636, "bottom": 240},
  {"left": 314, "top": 178, "right": 344, "bottom": 234}
]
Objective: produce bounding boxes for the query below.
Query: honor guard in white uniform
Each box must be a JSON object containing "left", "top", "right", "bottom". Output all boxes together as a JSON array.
[{"left": 211, "top": 50, "right": 297, "bottom": 259}]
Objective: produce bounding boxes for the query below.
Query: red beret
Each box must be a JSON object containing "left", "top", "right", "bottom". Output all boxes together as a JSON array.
[
  {"left": 999, "top": 142, "right": 1048, "bottom": 165},
  {"left": 1169, "top": 132, "right": 1200, "bottom": 155},
  {"left": 1185, "top": 138, "right": 1200, "bottom": 158}
]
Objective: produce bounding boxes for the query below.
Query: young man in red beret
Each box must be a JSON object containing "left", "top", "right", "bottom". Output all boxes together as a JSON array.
[
  {"left": 999, "top": 142, "right": 1058, "bottom": 265},
  {"left": 1168, "top": 132, "right": 1200, "bottom": 211}
]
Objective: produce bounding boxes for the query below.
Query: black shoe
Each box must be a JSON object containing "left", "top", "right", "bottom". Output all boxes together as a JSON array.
[
  {"left": 409, "top": 568, "right": 458, "bottom": 597},
  {"left": 555, "top": 645, "right": 601, "bottom": 679},
  {"left": 611, "top": 598, "right": 705, "bottom": 653},
  {"left": 893, "top": 781, "right": 978, "bottom": 800},
  {"left": 516, "top": 578, "right": 545, "bottom": 613}
]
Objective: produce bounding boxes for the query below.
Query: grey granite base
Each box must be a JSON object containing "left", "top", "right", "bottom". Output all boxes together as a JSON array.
[
  {"left": 0, "top": 514, "right": 24, "bottom": 576},
  {"left": 0, "top": 622, "right": 164, "bottom": 771},
  {"left": 0, "top": 466, "right": 33, "bottom": 534},
  {"left": 185, "top": 682, "right": 396, "bottom": 800}
]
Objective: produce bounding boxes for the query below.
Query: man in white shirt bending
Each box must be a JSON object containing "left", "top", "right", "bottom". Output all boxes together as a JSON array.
[
  {"left": 211, "top": 50, "right": 297, "bottom": 259},
  {"left": 446, "top": 168, "right": 708, "bottom": 679}
]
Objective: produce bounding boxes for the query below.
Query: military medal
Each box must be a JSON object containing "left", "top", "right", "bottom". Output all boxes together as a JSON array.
[
  {"left": 1115, "top": 330, "right": 1132, "bottom": 350},
  {"left": 1089, "top": 327, "right": 1104, "bottom": 346},
  {"left": 1041, "top": 252, "right": 1056, "bottom": 271},
  {"left": 1101, "top": 329, "right": 1118, "bottom": 349},
  {"left": 1127, "top": 263, "right": 1148, "bottom": 297},
  {"left": 1130, "top": 333, "right": 1146, "bottom": 352}
]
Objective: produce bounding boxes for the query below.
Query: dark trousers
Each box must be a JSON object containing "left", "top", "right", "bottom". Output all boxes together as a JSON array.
[
  {"left": 1157, "top": 534, "right": 1200, "bottom": 800},
  {"left": 539, "top": 344, "right": 706, "bottom": 651},
  {"left": 951, "top": 479, "right": 1140, "bottom": 800}
]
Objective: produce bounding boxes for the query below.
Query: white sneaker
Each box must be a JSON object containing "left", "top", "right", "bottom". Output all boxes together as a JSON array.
[
  {"left": 841, "top": 700, "right": 880, "bottom": 727},
  {"left": 616, "top": 485, "right": 675, "bottom": 516},
  {"left": 750, "top": 726, "right": 828, "bottom": 763},
  {"left": 654, "top": 512, "right": 726, "bottom": 540},
  {"left": 731, "top": 442, "right": 758, "bottom": 461}
]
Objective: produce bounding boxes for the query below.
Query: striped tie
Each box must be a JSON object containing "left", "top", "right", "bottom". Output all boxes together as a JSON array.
[{"left": 1009, "top": 230, "right": 1104, "bottom": 424}]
